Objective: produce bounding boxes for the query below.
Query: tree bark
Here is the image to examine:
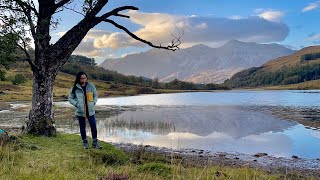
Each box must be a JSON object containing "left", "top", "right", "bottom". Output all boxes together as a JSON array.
[{"left": 26, "top": 62, "right": 57, "bottom": 136}]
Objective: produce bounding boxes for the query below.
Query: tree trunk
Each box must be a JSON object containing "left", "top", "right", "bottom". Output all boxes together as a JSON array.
[{"left": 26, "top": 66, "right": 58, "bottom": 136}]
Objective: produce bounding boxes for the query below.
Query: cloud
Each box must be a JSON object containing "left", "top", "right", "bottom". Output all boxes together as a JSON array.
[
  {"left": 58, "top": 11, "right": 289, "bottom": 58},
  {"left": 73, "top": 39, "right": 104, "bottom": 58},
  {"left": 229, "top": 15, "right": 244, "bottom": 20},
  {"left": 85, "top": 29, "right": 112, "bottom": 39},
  {"left": 93, "top": 32, "right": 143, "bottom": 49},
  {"left": 124, "top": 11, "right": 288, "bottom": 48},
  {"left": 306, "top": 33, "right": 320, "bottom": 41},
  {"left": 255, "top": 9, "right": 284, "bottom": 22},
  {"left": 121, "top": 51, "right": 138, "bottom": 58},
  {"left": 302, "top": 1, "right": 320, "bottom": 12}
]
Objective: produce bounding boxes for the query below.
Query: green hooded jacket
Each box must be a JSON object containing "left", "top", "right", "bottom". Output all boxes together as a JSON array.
[{"left": 68, "top": 82, "right": 98, "bottom": 117}]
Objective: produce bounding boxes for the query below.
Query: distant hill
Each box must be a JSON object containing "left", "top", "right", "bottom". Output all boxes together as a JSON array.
[
  {"left": 0, "top": 56, "right": 230, "bottom": 101},
  {"left": 100, "top": 40, "right": 295, "bottom": 84},
  {"left": 224, "top": 46, "right": 320, "bottom": 88}
]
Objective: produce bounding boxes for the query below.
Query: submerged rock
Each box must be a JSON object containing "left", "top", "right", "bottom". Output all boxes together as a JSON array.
[
  {"left": 254, "top": 153, "right": 268, "bottom": 157},
  {"left": 292, "top": 155, "right": 300, "bottom": 159}
]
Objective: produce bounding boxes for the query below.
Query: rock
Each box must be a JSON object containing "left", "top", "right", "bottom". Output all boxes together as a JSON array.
[
  {"left": 0, "top": 129, "right": 10, "bottom": 146},
  {"left": 218, "top": 153, "right": 227, "bottom": 157},
  {"left": 292, "top": 155, "right": 300, "bottom": 159},
  {"left": 254, "top": 153, "right": 268, "bottom": 157},
  {"left": 0, "top": 91, "right": 5, "bottom": 94}
]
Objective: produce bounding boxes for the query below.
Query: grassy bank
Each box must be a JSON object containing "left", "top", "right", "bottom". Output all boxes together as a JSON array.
[
  {"left": 261, "top": 79, "right": 320, "bottom": 90},
  {"left": 0, "top": 133, "right": 295, "bottom": 179},
  {"left": 0, "top": 64, "right": 216, "bottom": 102},
  {"left": 233, "top": 79, "right": 320, "bottom": 91}
]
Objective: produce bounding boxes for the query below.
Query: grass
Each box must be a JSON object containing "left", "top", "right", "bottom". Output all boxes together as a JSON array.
[
  {"left": 262, "top": 79, "right": 320, "bottom": 90},
  {"left": 235, "top": 79, "right": 320, "bottom": 91},
  {"left": 0, "top": 62, "right": 218, "bottom": 102},
  {"left": 1, "top": 132, "right": 312, "bottom": 179}
]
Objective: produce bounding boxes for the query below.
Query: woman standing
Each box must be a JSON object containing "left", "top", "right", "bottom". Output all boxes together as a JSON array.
[{"left": 68, "top": 71, "right": 102, "bottom": 149}]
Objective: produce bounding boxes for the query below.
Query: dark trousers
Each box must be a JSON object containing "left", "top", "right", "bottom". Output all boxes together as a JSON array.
[{"left": 77, "top": 115, "right": 97, "bottom": 142}]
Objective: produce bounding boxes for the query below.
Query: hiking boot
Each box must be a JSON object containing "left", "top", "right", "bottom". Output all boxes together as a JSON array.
[
  {"left": 92, "top": 139, "right": 102, "bottom": 149},
  {"left": 83, "top": 139, "right": 89, "bottom": 149}
]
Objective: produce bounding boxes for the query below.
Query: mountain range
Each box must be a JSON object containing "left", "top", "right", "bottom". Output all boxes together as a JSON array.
[
  {"left": 224, "top": 45, "right": 320, "bottom": 88},
  {"left": 99, "top": 40, "right": 295, "bottom": 84}
]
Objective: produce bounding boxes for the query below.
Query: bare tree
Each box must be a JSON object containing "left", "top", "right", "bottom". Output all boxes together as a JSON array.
[{"left": 0, "top": 0, "right": 181, "bottom": 136}]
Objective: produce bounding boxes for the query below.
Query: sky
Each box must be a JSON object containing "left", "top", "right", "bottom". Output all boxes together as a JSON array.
[{"left": 49, "top": 0, "right": 320, "bottom": 64}]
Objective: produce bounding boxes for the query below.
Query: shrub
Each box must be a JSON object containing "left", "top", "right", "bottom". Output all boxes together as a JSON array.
[
  {"left": 11, "top": 73, "right": 27, "bottom": 85},
  {"left": 0, "top": 70, "right": 5, "bottom": 81},
  {"left": 87, "top": 149, "right": 128, "bottom": 166},
  {"left": 138, "top": 162, "right": 172, "bottom": 178}
]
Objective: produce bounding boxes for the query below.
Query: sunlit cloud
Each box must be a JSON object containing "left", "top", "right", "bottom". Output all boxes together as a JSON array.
[
  {"left": 255, "top": 9, "right": 284, "bottom": 22},
  {"left": 302, "top": 1, "right": 320, "bottom": 12},
  {"left": 55, "top": 11, "right": 289, "bottom": 59}
]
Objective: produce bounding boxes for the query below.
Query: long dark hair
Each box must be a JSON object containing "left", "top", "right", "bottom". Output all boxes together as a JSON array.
[{"left": 71, "top": 71, "right": 88, "bottom": 95}]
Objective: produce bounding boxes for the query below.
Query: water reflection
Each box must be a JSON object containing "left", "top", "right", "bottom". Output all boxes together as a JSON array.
[
  {"left": 99, "top": 106, "right": 297, "bottom": 138},
  {"left": 1, "top": 90, "right": 320, "bottom": 158},
  {"left": 89, "top": 90, "right": 320, "bottom": 107},
  {"left": 95, "top": 105, "right": 320, "bottom": 158}
]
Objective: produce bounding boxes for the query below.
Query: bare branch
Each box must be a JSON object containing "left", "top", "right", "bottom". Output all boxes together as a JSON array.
[
  {"left": 14, "top": 0, "right": 38, "bottom": 16},
  {"left": 101, "top": 19, "right": 181, "bottom": 51},
  {"left": 85, "top": 0, "right": 109, "bottom": 18},
  {"left": 114, "top": 13, "right": 130, "bottom": 18},
  {"left": 100, "top": 6, "right": 138, "bottom": 19},
  {"left": 5, "top": 22, "right": 37, "bottom": 72},
  {"left": 0, "top": 5, "right": 23, "bottom": 12},
  {"left": 54, "top": 0, "right": 73, "bottom": 10},
  {"left": 51, "top": 0, "right": 110, "bottom": 66},
  {"left": 15, "top": 41, "right": 36, "bottom": 72},
  {"left": 63, "top": 5, "right": 85, "bottom": 16},
  {"left": 13, "top": 0, "right": 37, "bottom": 37}
]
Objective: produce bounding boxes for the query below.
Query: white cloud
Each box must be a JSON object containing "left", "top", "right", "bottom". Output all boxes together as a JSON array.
[
  {"left": 73, "top": 39, "right": 103, "bottom": 58},
  {"left": 125, "top": 11, "right": 288, "bottom": 47},
  {"left": 306, "top": 33, "right": 320, "bottom": 41},
  {"left": 57, "top": 11, "right": 289, "bottom": 58},
  {"left": 195, "top": 22, "right": 208, "bottom": 29},
  {"left": 256, "top": 10, "right": 284, "bottom": 22},
  {"left": 121, "top": 51, "right": 138, "bottom": 58},
  {"left": 302, "top": 2, "right": 320, "bottom": 12},
  {"left": 93, "top": 32, "right": 143, "bottom": 49},
  {"left": 229, "top": 15, "right": 244, "bottom": 20}
]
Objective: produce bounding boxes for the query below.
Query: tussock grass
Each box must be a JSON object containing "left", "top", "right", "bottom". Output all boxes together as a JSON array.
[{"left": 0, "top": 132, "right": 306, "bottom": 179}]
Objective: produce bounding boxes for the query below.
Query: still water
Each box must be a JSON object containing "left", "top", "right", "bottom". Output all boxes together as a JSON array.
[{"left": 2, "top": 90, "right": 320, "bottom": 158}]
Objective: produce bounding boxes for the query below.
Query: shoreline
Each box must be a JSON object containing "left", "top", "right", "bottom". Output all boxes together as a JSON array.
[
  {"left": 2, "top": 88, "right": 320, "bottom": 103},
  {"left": 1, "top": 125, "right": 320, "bottom": 177},
  {"left": 5, "top": 87, "right": 320, "bottom": 103},
  {"left": 107, "top": 141, "right": 320, "bottom": 177},
  {"left": 1, "top": 96, "right": 320, "bottom": 177}
]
